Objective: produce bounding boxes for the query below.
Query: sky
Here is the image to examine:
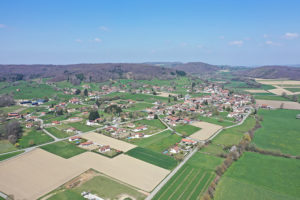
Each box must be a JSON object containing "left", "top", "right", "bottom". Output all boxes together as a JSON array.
[{"left": 0, "top": 0, "right": 300, "bottom": 66}]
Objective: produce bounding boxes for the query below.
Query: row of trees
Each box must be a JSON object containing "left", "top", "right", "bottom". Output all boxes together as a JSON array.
[{"left": 0, "top": 120, "right": 23, "bottom": 144}]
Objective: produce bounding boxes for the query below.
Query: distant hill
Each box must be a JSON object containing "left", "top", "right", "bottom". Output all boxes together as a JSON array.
[
  {"left": 238, "top": 65, "right": 300, "bottom": 80},
  {"left": 0, "top": 63, "right": 183, "bottom": 83}
]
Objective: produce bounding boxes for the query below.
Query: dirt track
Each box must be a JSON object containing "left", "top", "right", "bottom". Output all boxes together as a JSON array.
[
  {"left": 244, "top": 89, "right": 267, "bottom": 93},
  {"left": 256, "top": 99, "right": 300, "bottom": 110},
  {"left": 189, "top": 122, "right": 222, "bottom": 141}
]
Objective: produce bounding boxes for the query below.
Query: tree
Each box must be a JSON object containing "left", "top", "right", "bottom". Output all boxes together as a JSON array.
[
  {"left": 104, "top": 105, "right": 122, "bottom": 115},
  {"left": 4, "top": 120, "right": 22, "bottom": 144},
  {"left": 88, "top": 110, "right": 100, "bottom": 121},
  {"left": 84, "top": 89, "right": 88, "bottom": 96},
  {"left": 292, "top": 95, "right": 298, "bottom": 102},
  {"left": 280, "top": 103, "right": 284, "bottom": 109},
  {"left": 75, "top": 89, "right": 81, "bottom": 95},
  {"left": 281, "top": 92, "right": 287, "bottom": 98},
  {"left": 154, "top": 114, "right": 158, "bottom": 119},
  {"left": 0, "top": 94, "right": 15, "bottom": 107},
  {"left": 95, "top": 100, "right": 101, "bottom": 107}
]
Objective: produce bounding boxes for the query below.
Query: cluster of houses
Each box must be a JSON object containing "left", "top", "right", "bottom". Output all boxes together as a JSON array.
[
  {"left": 102, "top": 123, "right": 148, "bottom": 139},
  {"left": 169, "top": 138, "right": 198, "bottom": 154}
]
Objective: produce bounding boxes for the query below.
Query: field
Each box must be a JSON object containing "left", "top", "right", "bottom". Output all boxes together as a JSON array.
[
  {"left": 189, "top": 121, "right": 222, "bottom": 141},
  {"left": 40, "top": 141, "right": 87, "bottom": 158},
  {"left": 47, "top": 171, "right": 146, "bottom": 200},
  {"left": 82, "top": 132, "right": 136, "bottom": 152},
  {"left": 136, "top": 119, "right": 167, "bottom": 129},
  {"left": 126, "top": 147, "right": 178, "bottom": 170},
  {"left": 174, "top": 124, "right": 201, "bottom": 136},
  {"left": 252, "top": 109, "right": 300, "bottom": 155},
  {"left": 129, "top": 130, "right": 182, "bottom": 153},
  {"left": 45, "top": 127, "right": 74, "bottom": 138},
  {"left": 284, "top": 87, "right": 300, "bottom": 93},
  {"left": 198, "top": 115, "right": 235, "bottom": 127},
  {"left": 126, "top": 102, "right": 154, "bottom": 111},
  {"left": 0, "top": 140, "right": 17, "bottom": 153},
  {"left": 18, "top": 129, "right": 54, "bottom": 148},
  {"left": 254, "top": 94, "right": 289, "bottom": 101},
  {"left": 214, "top": 152, "right": 300, "bottom": 200},
  {"left": 255, "top": 99, "right": 300, "bottom": 110},
  {"left": 69, "top": 122, "right": 97, "bottom": 132},
  {"left": 153, "top": 153, "right": 224, "bottom": 200},
  {"left": 0, "top": 151, "right": 24, "bottom": 161},
  {"left": 213, "top": 116, "right": 256, "bottom": 146}
]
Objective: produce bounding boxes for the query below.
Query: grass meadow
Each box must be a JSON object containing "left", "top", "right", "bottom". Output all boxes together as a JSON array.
[
  {"left": 214, "top": 152, "right": 300, "bottom": 200},
  {"left": 174, "top": 124, "right": 200, "bottom": 136},
  {"left": 252, "top": 109, "right": 300, "bottom": 155},
  {"left": 40, "top": 141, "right": 86, "bottom": 159}
]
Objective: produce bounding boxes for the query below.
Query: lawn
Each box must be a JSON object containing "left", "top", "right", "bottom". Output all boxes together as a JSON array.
[
  {"left": 213, "top": 116, "right": 256, "bottom": 146},
  {"left": 0, "top": 140, "right": 17, "bottom": 153},
  {"left": 174, "top": 124, "right": 200, "bottom": 136},
  {"left": 45, "top": 127, "right": 74, "bottom": 138},
  {"left": 252, "top": 109, "right": 300, "bottom": 155},
  {"left": 200, "top": 144, "right": 226, "bottom": 156},
  {"left": 135, "top": 119, "right": 166, "bottom": 129},
  {"left": 214, "top": 152, "right": 300, "bottom": 200},
  {"left": 0, "top": 151, "right": 24, "bottom": 161},
  {"left": 125, "top": 147, "right": 177, "bottom": 170},
  {"left": 18, "top": 129, "right": 54, "bottom": 148},
  {"left": 129, "top": 130, "right": 182, "bottom": 153},
  {"left": 40, "top": 141, "right": 86, "bottom": 159},
  {"left": 47, "top": 171, "right": 146, "bottom": 200},
  {"left": 69, "top": 122, "right": 97, "bottom": 132},
  {"left": 153, "top": 153, "right": 224, "bottom": 200},
  {"left": 198, "top": 115, "right": 235, "bottom": 127}
]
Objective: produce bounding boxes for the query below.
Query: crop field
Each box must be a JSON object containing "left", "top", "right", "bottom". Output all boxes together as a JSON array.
[
  {"left": 198, "top": 115, "right": 235, "bottom": 127},
  {"left": 135, "top": 119, "right": 166, "bottom": 129},
  {"left": 69, "top": 122, "right": 97, "bottom": 132},
  {"left": 40, "top": 141, "right": 87, "bottom": 158},
  {"left": 18, "top": 129, "right": 54, "bottom": 148},
  {"left": 174, "top": 124, "right": 200, "bottom": 136},
  {"left": 0, "top": 151, "right": 24, "bottom": 161},
  {"left": 256, "top": 99, "right": 300, "bottom": 110},
  {"left": 47, "top": 171, "right": 146, "bottom": 200},
  {"left": 126, "top": 147, "right": 177, "bottom": 170},
  {"left": 213, "top": 116, "right": 256, "bottom": 146},
  {"left": 190, "top": 122, "right": 222, "bottom": 141},
  {"left": 252, "top": 109, "right": 300, "bottom": 155},
  {"left": 45, "top": 127, "right": 74, "bottom": 138},
  {"left": 129, "top": 130, "right": 182, "bottom": 153},
  {"left": 284, "top": 87, "right": 300, "bottom": 93},
  {"left": 153, "top": 153, "right": 224, "bottom": 200},
  {"left": 214, "top": 152, "right": 300, "bottom": 200},
  {"left": 254, "top": 94, "right": 289, "bottom": 101}
]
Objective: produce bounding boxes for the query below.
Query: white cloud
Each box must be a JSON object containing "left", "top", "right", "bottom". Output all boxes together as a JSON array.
[
  {"left": 99, "top": 26, "right": 109, "bottom": 31},
  {"left": 283, "top": 32, "right": 299, "bottom": 39},
  {"left": 265, "top": 40, "right": 281, "bottom": 46},
  {"left": 75, "top": 39, "right": 82, "bottom": 43},
  {"left": 229, "top": 40, "right": 243, "bottom": 46},
  {"left": 94, "top": 38, "right": 102, "bottom": 42},
  {"left": 0, "top": 24, "right": 6, "bottom": 28}
]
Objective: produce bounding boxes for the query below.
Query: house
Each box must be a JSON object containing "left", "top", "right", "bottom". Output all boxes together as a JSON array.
[
  {"left": 133, "top": 126, "right": 147, "bottom": 132},
  {"left": 8, "top": 113, "right": 19, "bottom": 117},
  {"left": 147, "top": 114, "right": 154, "bottom": 120},
  {"left": 181, "top": 138, "right": 197, "bottom": 145},
  {"left": 127, "top": 123, "right": 135, "bottom": 128},
  {"left": 132, "top": 132, "right": 144, "bottom": 138},
  {"left": 52, "top": 121, "right": 60, "bottom": 125},
  {"left": 170, "top": 146, "right": 180, "bottom": 154},
  {"left": 69, "top": 98, "right": 80, "bottom": 104},
  {"left": 86, "top": 120, "right": 98, "bottom": 126},
  {"left": 26, "top": 123, "right": 34, "bottom": 128},
  {"left": 69, "top": 136, "right": 81, "bottom": 142},
  {"left": 66, "top": 127, "right": 76, "bottom": 133},
  {"left": 80, "top": 141, "right": 93, "bottom": 146},
  {"left": 99, "top": 145, "right": 110, "bottom": 153}
]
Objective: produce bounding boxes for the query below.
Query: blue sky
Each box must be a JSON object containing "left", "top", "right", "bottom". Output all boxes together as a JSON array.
[{"left": 0, "top": 0, "right": 300, "bottom": 65}]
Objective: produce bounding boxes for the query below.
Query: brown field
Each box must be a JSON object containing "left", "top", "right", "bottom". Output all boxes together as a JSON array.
[
  {"left": 82, "top": 132, "right": 136, "bottom": 152},
  {"left": 244, "top": 89, "right": 267, "bottom": 93},
  {"left": 255, "top": 78, "right": 300, "bottom": 85},
  {"left": 0, "top": 147, "right": 170, "bottom": 199},
  {"left": 256, "top": 99, "right": 300, "bottom": 110},
  {"left": 0, "top": 149, "right": 86, "bottom": 200},
  {"left": 69, "top": 152, "right": 170, "bottom": 192},
  {"left": 190, "top": 121, "right": 222, "bottom": 141},
  {"left": 268, "top": 87, "right": 294, "bottom": 95},
  {"left": 157, "top": 92, "right": 176, "bottom": 97}
]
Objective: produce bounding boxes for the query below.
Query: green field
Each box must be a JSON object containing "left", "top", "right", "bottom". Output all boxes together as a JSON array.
[
  {"left": 126, "top": 102, "right": 154, "bottom": 111},
  {"left": 0, "top": 151, "right": 24, "bottom": 161},
  {"left": 47, "top": 171, "right": 146, "bottom": 200},
  {"left": 198, "top": 115, "right": 235, "bottom": 127},
  {"left": 200, "top": 143, "right": 226, "bottom": 156},
  {"left": 0, "top": 140, "right": 17, "bottom": 153},
  {"left": 284, "top": 88, "right": 300, "bottom": 93},
  {"left": 153, "top": 153, "right": 224, "bottom": 200},
  {"left": 214, "top": 152, "right": 300, "bottom": 200},
  {"left": 0, "top": 105, "right": 22, "bottom": 113},
  {"left": 129, "top": 130, "right": 182, "bottom": 153},
  {"left": 45, "top": 127, "right": 74, "bottom": 138},
  {"left": 18, "top": 129, "right": 54, "bottom": 148},
  {"left": 254, "top": 94, "right": 289, "bottom": 101},
  {"left": 135, "top": 119, "right": 166, "bottom": 129},
  {"left": 40, "top": 141, "right": 86, "bottom": 158},
  {"left": 174, "top": 124, "right": 200, "bottom": 136},
  {"left": 213, "top": 116, "right": 256, "bottom": 146},
  {"left": 252, "top": 109, "right": 300, "bottom": 155},
  {"left": 125, "top": 147, "right": 177, "bottom": 170},
  {"left": 69, "top": 122, "right": 96, "bottom": 132}
]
